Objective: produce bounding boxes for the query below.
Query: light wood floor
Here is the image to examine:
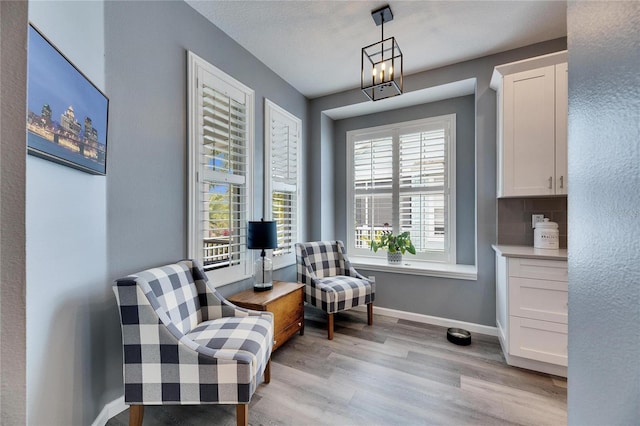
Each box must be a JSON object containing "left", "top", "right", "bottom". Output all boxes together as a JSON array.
[{"left": 107, "top": 307, "right": 567, "bottom": 425}]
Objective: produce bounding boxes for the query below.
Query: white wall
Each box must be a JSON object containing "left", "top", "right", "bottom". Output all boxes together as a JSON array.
[{"left": 26, "top": 2, "right": 109, "bottom": 425}]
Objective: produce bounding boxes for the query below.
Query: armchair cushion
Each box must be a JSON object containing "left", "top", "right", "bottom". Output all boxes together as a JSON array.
[
  {"left": 186, "top": 316, "right": 272, "bottom": 379},
  {"left": 312, "top": 275, "right": 374, "bottom": 313}
]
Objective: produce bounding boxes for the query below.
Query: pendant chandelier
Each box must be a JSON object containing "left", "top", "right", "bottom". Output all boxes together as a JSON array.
[{"left": 361, "top": 5, "right": 403, "bottom": 101}]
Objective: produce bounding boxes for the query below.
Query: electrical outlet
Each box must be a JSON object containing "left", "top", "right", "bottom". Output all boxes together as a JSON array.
[{"left": 532, "top": 214, "right": 544, "bottom": 228}]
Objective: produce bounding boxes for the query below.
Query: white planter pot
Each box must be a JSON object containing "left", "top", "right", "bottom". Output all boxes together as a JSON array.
[{"left": 387, "top": 252, "right": 402, "bottom": 264}]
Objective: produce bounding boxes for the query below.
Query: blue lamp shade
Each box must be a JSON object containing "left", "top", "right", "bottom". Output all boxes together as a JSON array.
[{"left": 247, "top": 220, "right": 277, "bottom": 250}]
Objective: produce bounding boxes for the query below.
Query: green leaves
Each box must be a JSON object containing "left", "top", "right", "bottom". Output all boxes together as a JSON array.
[{"left": 370, "top": 230, "right": 416, "bottom": 255}]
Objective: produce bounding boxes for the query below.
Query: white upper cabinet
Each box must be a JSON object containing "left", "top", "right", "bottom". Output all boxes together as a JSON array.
[{"left": 492, "top": 52, "right": 568, "bottom": 197}]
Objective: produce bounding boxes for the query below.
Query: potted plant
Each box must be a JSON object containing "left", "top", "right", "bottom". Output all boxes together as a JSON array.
[{"left": 370, "top": 228, "right": 416, "bottom": 264}]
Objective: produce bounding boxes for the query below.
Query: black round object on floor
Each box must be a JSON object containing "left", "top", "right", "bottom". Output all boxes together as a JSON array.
[{"left": 447, "top": 327, "right": 471, "bottom": 346}]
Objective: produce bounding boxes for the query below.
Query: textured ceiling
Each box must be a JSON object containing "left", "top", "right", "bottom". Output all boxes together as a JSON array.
[{"left": 185, "top": 1, "right": 567, "bottom": 99}]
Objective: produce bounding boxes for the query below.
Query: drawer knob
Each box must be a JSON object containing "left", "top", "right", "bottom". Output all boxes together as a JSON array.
[{"left": 298, "top": 322, "right": 302, "bottom": 327}]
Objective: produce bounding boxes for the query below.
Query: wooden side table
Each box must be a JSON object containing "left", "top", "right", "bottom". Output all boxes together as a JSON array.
[{"left": 227, "top": 281, "right": 304, "bottom": 350}]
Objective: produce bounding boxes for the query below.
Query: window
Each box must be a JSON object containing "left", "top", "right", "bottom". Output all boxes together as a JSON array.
[
  {"left": 264, "top": 99, "right": 301, "bottom": 269},
  {"left": 188, "top": 52, "right": 254, "bottom": 285},
  {"left": 347, "top": 114, "right": 456, "bottom": 263}
]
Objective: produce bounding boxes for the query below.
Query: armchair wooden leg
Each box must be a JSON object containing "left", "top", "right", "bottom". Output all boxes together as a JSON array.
[
  {"left": 264, "top": 358, "right": 271, "bottom": 384},
  {"left": 327, "top": 312, "right": 334, "bottom": 340},
  {"left": 367, "top": 302, "right": 374, "bottom": 326},
  {"left": 236, "top": 403, "right": 248, "bottom": 426},
  {"left": 129, "top": 405, "right": 144, "bottom": 426}
]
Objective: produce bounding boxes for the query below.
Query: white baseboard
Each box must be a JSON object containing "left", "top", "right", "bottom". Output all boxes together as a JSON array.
[
  {"left": 352, "top": 305, "right": 498, "bottom": 336},
  {"left": 91, "top": 395, "right": 127, "bottom": 426}
]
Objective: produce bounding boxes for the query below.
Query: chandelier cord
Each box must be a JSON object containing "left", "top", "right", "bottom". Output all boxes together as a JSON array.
[{"left": 381, "top": 15, "right": 385, "bottom": 64}]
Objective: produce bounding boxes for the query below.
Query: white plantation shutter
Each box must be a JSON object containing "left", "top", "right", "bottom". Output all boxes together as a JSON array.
[
  {"left": 265, "top": 100, "right": 301, "bottom": 268},
  {"left": 399, "top": 127, "right": 446, "bottom": 252},
  {"left": 353, "top": 134, "right": 394, "bottom": 249},
  {"left": 200, "top": 85, "right": 247, "bottom": 268},
  {"left": 347, "top": 115, "right": 456, "bottom": 263},
  {"left": 188, "top": 52, "right": 254, "bottom": 284}
]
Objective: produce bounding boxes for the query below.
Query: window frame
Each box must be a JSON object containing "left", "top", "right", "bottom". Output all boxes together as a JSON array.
[
  {"left": 187, "top": 51, "right": 254, "bottom": 286},
  {"left": 346, "top": 114, "right": 456, "bottom": 264},
  {"left": 264, "top": 99, "right": 302, "bottom": 270}
]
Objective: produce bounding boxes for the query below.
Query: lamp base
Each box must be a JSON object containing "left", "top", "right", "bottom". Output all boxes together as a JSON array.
[
  {"left": 253, "top": 282, "right": 273, "bottom": 292},
  {"left": 253, "top": 255, "right": 273, "bottom": 292}
]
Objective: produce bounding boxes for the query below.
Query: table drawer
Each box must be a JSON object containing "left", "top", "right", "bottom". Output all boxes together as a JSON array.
[
  {"left": 274, "top": 317, "right": 303, "bottom": 350},
  {"left": 509, "top": 316, "right": 567, "bottom": 366},
  {"left": 509, "top": 257, "right": 568, "bottom": 281},
  {"left": 509, "top": 277, "right": 568, "bottom": 323}
]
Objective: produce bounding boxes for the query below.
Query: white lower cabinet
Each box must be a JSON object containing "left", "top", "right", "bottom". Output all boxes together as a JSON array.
[{"left": 496, "top": 254, "right": 568, "bottom": 376}]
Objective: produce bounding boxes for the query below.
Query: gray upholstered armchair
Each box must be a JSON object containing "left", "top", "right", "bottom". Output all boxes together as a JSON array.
[
  {"left": 113, "top": 259, "right": 273, "bottom": 426},
  {"left": 296, "top": 240, "right": 375, "bottom": 339}
]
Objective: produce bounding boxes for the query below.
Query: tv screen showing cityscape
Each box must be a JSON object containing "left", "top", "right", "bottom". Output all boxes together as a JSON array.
[{"left": 27, "top": 24, "right": 109, "bottom": 175}]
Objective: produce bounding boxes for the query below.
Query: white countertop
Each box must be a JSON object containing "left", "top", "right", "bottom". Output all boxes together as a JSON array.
[{"left": 492, "top": 244, "right": 568, "bottom": 261}]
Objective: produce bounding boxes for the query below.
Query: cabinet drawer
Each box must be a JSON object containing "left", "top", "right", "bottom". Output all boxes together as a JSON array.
[
  {"left": 269, "top": 288, "right": 303, "bottom": 336},
  {"left": 509, "top": 257, "right": 567, "bottom": 281},
  {"left": 509, "top": 316, "right": 567, "bottom": 366},
  {"left": 510, "top": 277, "right": 568, "bottom": 323}
]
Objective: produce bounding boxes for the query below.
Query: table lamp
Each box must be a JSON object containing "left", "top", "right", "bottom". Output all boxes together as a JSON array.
[{"left": 247, "top": 218, "right": 277, "bottom": 291}]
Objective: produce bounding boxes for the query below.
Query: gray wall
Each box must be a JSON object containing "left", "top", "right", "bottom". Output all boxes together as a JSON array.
[
  {"left": 0, "top": 2, "right": 27, "bottom": 424},
  {"left": 567, "top": 2, "right": 640, "bottom": 424},
  {"left": 333, "top": 95, "right": 476, "bottom": 266},
  {"left": 104, "top": 0, "right": 307, "bottom": 414},
  {"left": 106, "top": 0, "right": 307, "bottom": 281},
  {"left": 333, "top": 96, "right": 478, "bottom": 321},
  {"left": 308, "top": 38, "right": 567, "bottom": 326}
]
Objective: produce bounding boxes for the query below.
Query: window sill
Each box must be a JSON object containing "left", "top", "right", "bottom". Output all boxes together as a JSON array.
[
  {"left": 205, "top": 269, "right": 252, "bottom": 288},
  {"left": 273, "top": 259, "right": 295, "bottom": 270},
  {"left": 349, "top": 256, "right": 477, "bottom": 281}
]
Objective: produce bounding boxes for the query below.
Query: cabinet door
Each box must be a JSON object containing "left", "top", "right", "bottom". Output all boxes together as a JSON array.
[
  {"left": 509, "top": 316, "right": 568, "bottom": 366},
  {"left": 496, "top": 255, "right": 508, "bottom": 339},
  {"left": 555, "top": 62, "right": 568, "bottom": 194},
  {"left": 503, "top": 66, "right": 556, "bottom": 196}
]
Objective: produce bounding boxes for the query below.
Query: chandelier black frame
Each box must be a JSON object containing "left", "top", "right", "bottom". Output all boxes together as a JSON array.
[{"left": 361, "top": 5, "right": 403, "bottom": 101}]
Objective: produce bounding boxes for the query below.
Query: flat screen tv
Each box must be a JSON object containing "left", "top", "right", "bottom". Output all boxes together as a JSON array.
[{"left": 27, "top": 24, "right": 109, "bottom": 175}]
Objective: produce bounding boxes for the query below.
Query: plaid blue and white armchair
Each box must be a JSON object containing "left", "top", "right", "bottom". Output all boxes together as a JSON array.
[
  {"left": 296, "top": 241, "right": 375, "bottom": 340},
  {"left": 113, "top": 259, "right": 273, "bottom": 426}
]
